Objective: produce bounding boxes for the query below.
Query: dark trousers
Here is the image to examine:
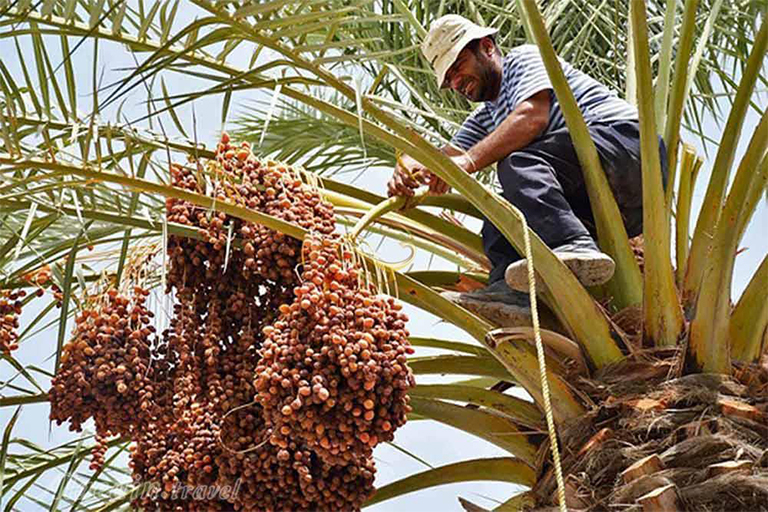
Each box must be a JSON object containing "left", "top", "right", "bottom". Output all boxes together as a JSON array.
[{"left": 483, "top": 120, "right": 668, "bottom": 283}]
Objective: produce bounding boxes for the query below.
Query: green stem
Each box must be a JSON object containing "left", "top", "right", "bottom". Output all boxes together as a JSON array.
[
  {"left": 409, "top": 384, "right": 543, "bottom": 428},
  {"left": 335, "top": 209, "right": 485, "bottom": 270},
  {"left": 484, "top": 333, "right": 586, "bottom": 422},
  {"left": 730, "top": 254, "right": 768, "bottom": 362},
  {"left": 349, "top": 194, "right": 421, "bottom": 240},
  {"left": 654, "top": 0, "right": 677, "bottom": 131},
  {"left": 686, "top": 110, "right": 768, "bottom": 373},
  {"left": 366, "top": 457, "right": 535, "bottom": 507},
  {"left": 409, "top": 397, "right": 538, "bottom": 465},
  {"left": 684, "top": 15, "right": 768, "bottom": 312},
  {"left": 631, "top": 0, "right": 684, "bottom": 347},
  {"left": 408, "top": 355, "right": 511, "bottom": 381},
  {"left": 0, "top": 394, "right": 49, "bottom": 407},
  {"left": 327, "top": 191, "right": 487, "bottom": 264},
  {"left": 663, "top": 0, "right": 700, "bottom": 213},
  {"left": 733, "top": 152, "right": 768, "bottom": 247},
  {"left": 675, "top": 144, "right": 702, "bottom": 287},
  {"left": 522, "top": 0, "right": 643, "bottom": 311},
  {"left": 405, "top": 270, "right": 488, "bottom": 288},
  {"left": 418, "top": 193, "right": 483, "bottom": 218}
]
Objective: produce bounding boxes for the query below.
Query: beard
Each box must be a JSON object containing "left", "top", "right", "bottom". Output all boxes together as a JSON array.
[{"left": 462, "top": 51, "right": 501, "bottom": 102}]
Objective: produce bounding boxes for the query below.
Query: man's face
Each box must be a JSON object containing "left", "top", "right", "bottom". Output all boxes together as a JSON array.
[{"left": 443, "top": 39, "right": 500, "bottom": 102}]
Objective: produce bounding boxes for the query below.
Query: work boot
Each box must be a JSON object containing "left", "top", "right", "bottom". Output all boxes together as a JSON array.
[
  {"left": 504, "top": 235, "right": 615, "bottom": 292},
  {"left": 441, "top": 280, "right": 533, "bottom": 328}
]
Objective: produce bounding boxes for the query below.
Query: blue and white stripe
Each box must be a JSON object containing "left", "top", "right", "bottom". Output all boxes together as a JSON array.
[{"left": 451, "top": 44, "right": 638, "bottom": 150}]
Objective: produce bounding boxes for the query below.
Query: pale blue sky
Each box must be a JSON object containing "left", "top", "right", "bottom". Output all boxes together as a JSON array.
[{"left": 1, "top": 8, "right": 766, "bottom": 512}]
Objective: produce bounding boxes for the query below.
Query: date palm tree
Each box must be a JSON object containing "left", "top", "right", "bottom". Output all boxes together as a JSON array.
[{"left": 0, "top": 0, "right": 766, "bottom": 510}]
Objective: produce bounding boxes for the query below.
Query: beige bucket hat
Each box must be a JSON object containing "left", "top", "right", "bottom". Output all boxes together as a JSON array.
[{"left": 421, "top": 15, "right": 498, "bottom": 89}]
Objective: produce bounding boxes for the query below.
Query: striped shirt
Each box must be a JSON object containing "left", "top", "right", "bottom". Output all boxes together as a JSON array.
[{"left": 450, "top": 44, "right": 638, "bottom": 150}]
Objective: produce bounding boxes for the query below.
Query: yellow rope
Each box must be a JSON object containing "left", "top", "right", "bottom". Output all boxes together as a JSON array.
[{"left": 520, "top": 214, "right": 567, "bottom": 512}]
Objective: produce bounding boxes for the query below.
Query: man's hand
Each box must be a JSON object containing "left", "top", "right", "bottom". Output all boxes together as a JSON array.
[
  {"left": 388, "top": 152, "right": 478, "bottom": 197},
  {"left": 423, "top": 154, "right": 475, "bottom": 194},
  {"left": 425, "top": 171, "right": 450, "bottom": 195},
  {"left": 387, "top": 154, "right": 429, "bottom": 197}
]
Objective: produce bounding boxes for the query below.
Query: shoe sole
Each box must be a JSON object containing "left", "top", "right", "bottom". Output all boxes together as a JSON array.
[
  {"left": 504, "top": 252, "right": 615, "bottom": 292},
  {"left": 441, "top": 291, "right": 533, "bottom": 328}
]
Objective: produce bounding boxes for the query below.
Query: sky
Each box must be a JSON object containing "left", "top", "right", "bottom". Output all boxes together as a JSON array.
[{"left": 1, "top": 6, "right": 766, "bottom": 512}]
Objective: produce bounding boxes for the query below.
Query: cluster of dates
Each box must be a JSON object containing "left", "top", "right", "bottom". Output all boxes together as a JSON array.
[{"left": 49, "top": 134, "right": 413, "bottom": 511}]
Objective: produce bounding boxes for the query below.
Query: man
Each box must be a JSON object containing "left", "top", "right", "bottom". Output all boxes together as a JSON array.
[{"left": 388, "top": 15, "right": 666, "bottom": 325}]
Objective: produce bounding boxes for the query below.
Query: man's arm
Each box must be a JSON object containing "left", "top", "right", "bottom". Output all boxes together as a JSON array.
[
  {"left": 421, "top": 90, "right": 551, "bottom": 194},
  {"left": 388, "top": 90, "right": 550, "bottom": 196},
  {"left": 442, "top": 145, "right": 463, "bottom": 157},
  {"left": 462, "top": 90, "right": 551, "bottom": 173}
]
